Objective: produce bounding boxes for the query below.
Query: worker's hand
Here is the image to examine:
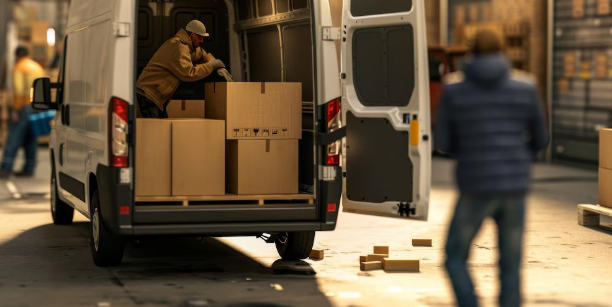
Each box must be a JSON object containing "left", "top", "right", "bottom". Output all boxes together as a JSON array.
[
  {"left": 208, "top": 59, "right": 225, "bottom": 70},
  {"left": 11, "top": 111, "right": 19, "bottom": 123}
]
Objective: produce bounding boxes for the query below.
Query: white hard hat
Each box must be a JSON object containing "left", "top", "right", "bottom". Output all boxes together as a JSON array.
[{"left": 185, "top": 20, "right": 209, "bottom": 37}]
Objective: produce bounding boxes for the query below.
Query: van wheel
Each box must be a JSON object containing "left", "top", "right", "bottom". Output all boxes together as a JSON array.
[
  {"left": 51, "top": 168, "right": 74, "bottom": 225},
  {"left": 275, "top": 232, "right": 315, "bottom": 260},
  {"left": 90, "top": 190, "right": 125, "bottom": 267}
]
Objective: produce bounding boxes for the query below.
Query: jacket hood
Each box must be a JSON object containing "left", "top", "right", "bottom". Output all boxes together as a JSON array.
[
  {"left": 463, "top": 53, "right": 510, "bottom": 87},
  {"left": 175, "top": 29, "right": 194, "bottom": 51}
]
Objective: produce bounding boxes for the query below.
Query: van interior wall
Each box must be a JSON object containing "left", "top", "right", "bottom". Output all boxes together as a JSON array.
[{"left": 236, "top": 0, "right": 318, "bottom": 189}]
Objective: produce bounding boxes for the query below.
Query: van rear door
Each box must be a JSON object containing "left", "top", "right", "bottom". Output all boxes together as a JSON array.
[{"left": 340, "top": 0, "right": 431, "bottom": 220}]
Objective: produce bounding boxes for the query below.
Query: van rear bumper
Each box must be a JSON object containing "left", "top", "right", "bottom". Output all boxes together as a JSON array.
[{"left": 119, "top": 221, "right": 337, "bottom": 236}]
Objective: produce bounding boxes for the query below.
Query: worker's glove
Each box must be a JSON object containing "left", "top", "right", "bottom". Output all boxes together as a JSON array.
[{"left": 208, "top": 59, "right": 225, "bottom": 70}]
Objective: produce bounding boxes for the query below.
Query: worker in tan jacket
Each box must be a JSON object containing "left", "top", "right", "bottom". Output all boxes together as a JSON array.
[
  {"left": 136, "top": 20, "right": 224, "bottom": 118},
  {"left": 0, "top": 46, "right": 44, "bottom": 177}
]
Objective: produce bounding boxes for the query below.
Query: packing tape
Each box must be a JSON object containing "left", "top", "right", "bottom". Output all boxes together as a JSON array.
[
  {"left": 181, "top": 100, "right": 186, "bottom": 111},
  {"left": 266, "top": 140, "right": 271, "bottom": 153},
  {"left": 261, "top": 82, "right": 266, "bottom": 94}
]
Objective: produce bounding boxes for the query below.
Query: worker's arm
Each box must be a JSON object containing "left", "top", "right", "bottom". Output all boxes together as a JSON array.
[
  {"left": 166, "top": 43, "right": 215, "bottom": 82},
  {"left": 192, "top": 47, "right": 205, "bottom": 64},
  {"left": 434, "top": 89, "right": 455, "bottom": 154}
]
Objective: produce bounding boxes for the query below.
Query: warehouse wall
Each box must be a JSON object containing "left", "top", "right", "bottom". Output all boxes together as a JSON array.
[
  {"left": 492, "top": 0, "right": 548, "bottom": 96},
  {"left": 425, "top": 0, "right": 440, "bottom": 46}
]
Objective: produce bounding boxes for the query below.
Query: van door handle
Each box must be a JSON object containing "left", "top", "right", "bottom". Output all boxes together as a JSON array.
[
  {"left": 59, "top": 143, "right": 65, "bottom": 166},
  {"left": 63, "top": 105, "right": 70, "bottom": 126}
]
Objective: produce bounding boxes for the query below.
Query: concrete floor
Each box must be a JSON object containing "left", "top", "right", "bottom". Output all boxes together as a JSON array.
[{"left": 0, "top": 149, "right": 611, "bottom": 307}]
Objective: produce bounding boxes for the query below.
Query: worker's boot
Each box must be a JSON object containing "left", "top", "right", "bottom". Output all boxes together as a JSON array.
[{"left": 0, "top": 171, "right": 11, "bottom": 178}]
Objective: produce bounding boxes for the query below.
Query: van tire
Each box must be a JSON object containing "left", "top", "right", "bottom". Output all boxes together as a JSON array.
[
  {"left": 275, "top": 231, "right": 315, "bottom": 260},
  {"left": 51, "top": 166, "right": 74, "bottom": 225},
  {"left": 90, "top": 190, "right": 125, "bottom": 267}
]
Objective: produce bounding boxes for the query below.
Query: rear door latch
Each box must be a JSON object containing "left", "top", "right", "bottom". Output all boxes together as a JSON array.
[
  {"left": 322, "top": 27, "right": 341, "bottom": 41},
  {"left": 113, "top": 22, "right": 130, "bottom": 37}
]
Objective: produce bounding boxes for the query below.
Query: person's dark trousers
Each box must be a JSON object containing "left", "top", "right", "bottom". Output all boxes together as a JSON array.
[
  {"left": 1, "top": 105, "right": 38, "bottom": 173},
  {"left": 445, "top": 195, "right": 526, "bottom": 307},
  {"left": 136, "top": 93, "right": 168, "bottom": 119}
]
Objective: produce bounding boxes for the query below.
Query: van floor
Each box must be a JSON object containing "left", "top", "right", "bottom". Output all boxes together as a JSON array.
[{"left": 0, "top": 152, "right": 610, "bottom": 307}]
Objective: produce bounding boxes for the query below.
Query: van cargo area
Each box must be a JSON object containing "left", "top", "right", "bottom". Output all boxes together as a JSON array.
[{"left": 132, "top": 0, "right": 340, "bottom": 232}]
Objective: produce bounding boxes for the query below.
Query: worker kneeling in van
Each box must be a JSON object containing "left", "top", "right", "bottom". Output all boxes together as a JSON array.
[{"left": 136, "top": 20, "right": 225, "bottom": 118}]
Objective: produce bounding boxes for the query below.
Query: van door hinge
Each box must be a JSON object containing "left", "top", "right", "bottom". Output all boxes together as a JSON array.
[
  {"left": 322, "top": 27, "right": 341, "bottom": 41},
  {"left": 113, "top": 22, "right": 130, "bottom": 37}
]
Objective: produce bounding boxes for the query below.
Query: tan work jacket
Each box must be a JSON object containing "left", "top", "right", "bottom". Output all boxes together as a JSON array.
[
  {"left": 136, "top": 29, "right": 214, "bottom": 110},
  {"left": 13, "top": 58, "right": 44, "bottom": 111}
]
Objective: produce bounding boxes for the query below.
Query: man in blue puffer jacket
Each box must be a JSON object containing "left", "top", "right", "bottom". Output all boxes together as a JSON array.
[{"left": 435, "top": 30, "right": 549, "bottom": 307}]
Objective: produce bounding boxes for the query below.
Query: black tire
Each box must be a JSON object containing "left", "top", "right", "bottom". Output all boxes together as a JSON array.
[
  {"left": 275, "top": 231, "right": 315, "bottom": 260},
  {"left": 90, "top": 190, "right": 125, "bottom": 267},
  {"left": 51, "top": 167, "right": 74, "bottom": 225}
]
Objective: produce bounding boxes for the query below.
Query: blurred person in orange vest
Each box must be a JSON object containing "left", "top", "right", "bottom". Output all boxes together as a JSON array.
[{"left": 0, "top": 46, "right": 44, "bottom": 178}]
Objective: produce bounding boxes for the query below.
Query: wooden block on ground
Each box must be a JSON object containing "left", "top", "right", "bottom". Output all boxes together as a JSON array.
[
  {"left": 373, "top": 246, "right": 389, "bottom": 254},
  {"left": 383, "top": 259, "right": 420, "bottom": 272},
  {"left": 360, "top": 255, "right": 367, "bottom": 263},
  {"left": 309, "top": 249, "right": 324, "bottom": 259},
  {"left": 412, "top": 239, "right": 432, "bottom": 247},
  {"left": 360, "top": 261, "right": 382, "bottom": 271},
  {"left": 366, "top": 254, "right": 389, "bottom": 262}
]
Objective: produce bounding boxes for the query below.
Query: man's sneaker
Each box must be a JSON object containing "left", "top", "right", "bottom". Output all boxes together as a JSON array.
[{"left": 15, "top": 171, "right": 34, "bottom": 178}]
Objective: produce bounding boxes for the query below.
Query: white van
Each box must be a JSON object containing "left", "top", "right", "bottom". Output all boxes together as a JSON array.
[{"left": 31, "top": 0, "right": 431, "bottom": 267}]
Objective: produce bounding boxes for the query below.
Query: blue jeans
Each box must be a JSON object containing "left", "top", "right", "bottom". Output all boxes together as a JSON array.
[
  {"left": 1, "top": 105, "right": 37, "bottom": 173},
  {"left": 445, "top": 195, "right": 526, "bottom": 307}
]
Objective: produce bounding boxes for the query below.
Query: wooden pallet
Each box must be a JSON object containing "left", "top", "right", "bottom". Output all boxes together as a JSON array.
[
  {"left": 136, "top": 194, "right": 314, "bottom": 207},
  {"left": 577, "top": 204, "right": 612, "bottom": 231}
]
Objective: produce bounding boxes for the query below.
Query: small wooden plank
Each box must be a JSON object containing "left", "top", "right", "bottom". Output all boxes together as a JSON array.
[
  {"left": 360, "top": 255, "right": 367, "bottom": 263},
  {"left": 366, "top": 254, "right": 389, "bottom": 262},
  {"left": 383, "top": 259, "right": 420, "bottom": 272},
  {"left": 373, "top": 246, "right": 389, "bottom": 254},
  {"left": 360, "top": 261, "right": 382, "bottom": 271},
  {"left": 412, "top": 239, "right": 433, "bottom": 247},
  {"left": 258, "top": 199, "right": 264, "bottom": 205},
  {"left": 309, "top": 249, "right": 324, "bottom": 259},
  {"left": 182, "top": 200, "right": 188, "bottom": 207}
]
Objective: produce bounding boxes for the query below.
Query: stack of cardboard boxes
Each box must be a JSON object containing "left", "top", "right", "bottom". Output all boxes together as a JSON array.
[
  {"left": 136, "top": 82, "right": 301, "bottom": 197},
  {"left": 599, "top": 129, "right": 612, "bottom": 208}
]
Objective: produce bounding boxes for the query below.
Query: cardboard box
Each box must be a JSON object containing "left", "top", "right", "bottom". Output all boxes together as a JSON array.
[
  {"left": 30, "top": 21, "right": 49, "bottom": 43},
  {"left": 136, "top": 119, "right": 172, "bottom": 196},
  {"left": 412, "top": 239, "right": 433, "bottom": 247},
  {"left": 600, "top": 129, "right": 612, "bottom": 169},
  {"left": 166, "top": 100, "right": 205, "bottom": 118},
  {"left": 226, "top": 140, "right": 298, "bottom": 195},
  {"left": 383, "top": 259, "right": 420, "bottom": 272},
  {"left": 205, "top": 82, "right": 302, "bottom": 140},
  {"left": 172, "top": 119, "right": 225, "bottom": 196},
  {"left": 360, "top": 261, "right": 382, "bottom": 271},
  {"left": 366, "top": 254, "right": 389, "bottom": 262},
  {"left": 373, "top": 246, "right": 389, "bottom": 254},
  {"left": 599, "top": 168, "right": 612, "bottom": 208},
  {"left": 310, "top": 249, "right": 324, "bottom": 259}
]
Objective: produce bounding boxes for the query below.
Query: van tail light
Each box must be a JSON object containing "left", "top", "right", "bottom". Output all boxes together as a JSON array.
[
  {"left": 326, "top": 98, "right": 341, "bottom": 166},
  {"left": 111, "top": 97, "right": 129, "bottom": 168}
]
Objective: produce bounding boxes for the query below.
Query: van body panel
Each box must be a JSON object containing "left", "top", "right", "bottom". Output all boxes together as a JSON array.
[
  {"left": 340, "top": 0, "right": 431, "bottom": 220},
  {"left": 311, "top": 0, "right": 342, "bottom": 105}
]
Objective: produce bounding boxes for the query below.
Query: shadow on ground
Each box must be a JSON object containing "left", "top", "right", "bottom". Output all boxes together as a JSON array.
[{"left": 0, "top": 222, "right": 332, "bottom": 307}]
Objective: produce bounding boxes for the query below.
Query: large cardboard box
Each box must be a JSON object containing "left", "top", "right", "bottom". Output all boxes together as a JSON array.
[
  {"left": 226, "top": 140, "right": 298, "bottom": 195},
  {"left": 172, "top": 119, "right": 225, "bottom": 196},
  {"left": 205, "top": 82, "right": 302, "bottom": 140},
  {"left": 600, "top": 168, "right": 612, "bottom": 208},
  {"left": 600, "top": 129, "right": 612, "bottom": 169},
  {"left": 166, "top": 100, "right": 205, "bottom": 118},
  {"left": 136, "top": 119, "right": 172, "bottom": 196}
]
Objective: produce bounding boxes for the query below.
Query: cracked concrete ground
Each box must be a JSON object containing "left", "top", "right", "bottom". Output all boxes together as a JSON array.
[{"left": 0, "top": 150, "right": 610, "bottom": 307}]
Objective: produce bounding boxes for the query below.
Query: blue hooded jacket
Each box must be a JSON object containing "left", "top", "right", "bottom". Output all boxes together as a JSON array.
[{"left": 434, "top": 53, "right": 549, "bottom": 196}]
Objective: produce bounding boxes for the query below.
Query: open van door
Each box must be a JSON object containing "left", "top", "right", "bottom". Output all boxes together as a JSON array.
[{"left": 340, "top": 0, "right": 431, "bottom": 220}]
